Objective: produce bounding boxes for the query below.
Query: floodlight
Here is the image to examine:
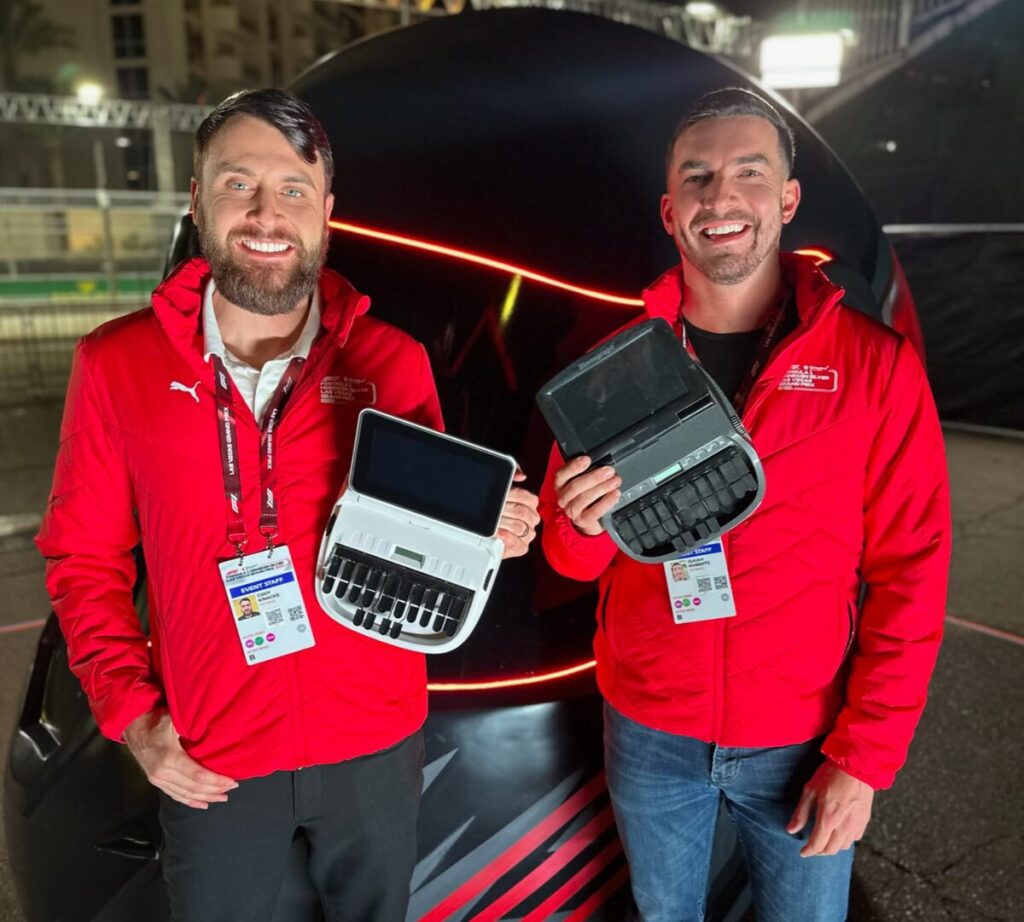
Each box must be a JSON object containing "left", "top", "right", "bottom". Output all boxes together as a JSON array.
[
  {"left": 75, "top": 82, "right": 104, "bottom": 105},
  {"left": 760, "top": 33, "right": 843, "bottom": 89},
  {"left": 685, "top": 2, "right": 719, "bottom": 18}
]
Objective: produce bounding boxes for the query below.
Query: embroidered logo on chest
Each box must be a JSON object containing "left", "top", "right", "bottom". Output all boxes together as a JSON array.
[
  {"left": 777, "top": 364, "right": 839, "bottom": 393},
  {"left": 320, "top": 376, "right": 377, "bottom": 405},
  {"left": 169, "top": 380, "right": 200, "bottom": 403}
]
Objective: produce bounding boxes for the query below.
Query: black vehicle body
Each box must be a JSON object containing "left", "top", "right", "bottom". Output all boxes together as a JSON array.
[{"left": 7, "top": 10, "right": 920, "bottom": 921}]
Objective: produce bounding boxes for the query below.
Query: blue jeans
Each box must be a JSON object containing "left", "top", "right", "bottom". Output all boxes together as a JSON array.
[{"left": 604, "top": 704, "right": 853, "bottom": 922}]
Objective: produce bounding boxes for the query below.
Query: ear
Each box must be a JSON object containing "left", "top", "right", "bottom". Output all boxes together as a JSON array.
[
  {"left": 781, "top": 178, "right": 801, "bottom": 225},
  {"left": 189, "top": 178, "right": 199, "bottom": 224},
  {"left": 324, "top": 191, "right": 335, "bottom": 223},
  {"left": 660, "top": 192, "right": 674, "bottom": 237}
]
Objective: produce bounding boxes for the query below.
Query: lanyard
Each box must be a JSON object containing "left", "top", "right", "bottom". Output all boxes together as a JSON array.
[
  {"left": 679, "top": 295, "right": 790, "bottom": 416},
  {"left": 212, "top": 355, "right": 305, "bottom": 561}
]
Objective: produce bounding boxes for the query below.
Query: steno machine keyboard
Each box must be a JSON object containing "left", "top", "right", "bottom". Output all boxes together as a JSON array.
[
  {"left": 316, "top": 410, "right": 516, "bottom": 653},
  {"left": 537, "top": 318, "right": 766, "bottom": 563}
]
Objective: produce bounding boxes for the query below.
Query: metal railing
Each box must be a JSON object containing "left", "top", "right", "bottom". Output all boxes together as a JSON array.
[
  {"left": 799, "top": 0, "right": 1008, "bottom": 121},
  {"left": 789, "top": 0, "right": 973, "bottom": 77},
  {"left": 0, "top": 188, "right": 188, "bottom": 402}
]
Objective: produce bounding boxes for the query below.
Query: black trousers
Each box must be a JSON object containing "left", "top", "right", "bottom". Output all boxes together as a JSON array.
[{"left": 159, "top": 731, "right": 424, "bottom": 922}]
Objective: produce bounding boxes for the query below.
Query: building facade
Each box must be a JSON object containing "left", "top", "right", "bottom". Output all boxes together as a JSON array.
[{"left": 18, "top": 0, "right": 373, "bottom": 103}]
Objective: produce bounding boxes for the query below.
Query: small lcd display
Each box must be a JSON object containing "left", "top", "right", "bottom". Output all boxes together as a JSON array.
[
  {"left": 352, "top": 412, "right": 514, "bottom": 537},
  {"left": 542, "top": 322, "right": 694, "bottom": 455}
]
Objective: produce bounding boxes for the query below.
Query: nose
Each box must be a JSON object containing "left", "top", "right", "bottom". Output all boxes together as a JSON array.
[
  {"left": 699, "top": 174, "right": 736, "bottom": 212},
  {"left": 246, "top": 185, "right": 280, "bottom": 224}
]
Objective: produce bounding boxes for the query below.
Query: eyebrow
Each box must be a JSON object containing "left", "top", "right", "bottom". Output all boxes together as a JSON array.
[
  {"left": 212, "top": 162, "right": 317, "bottom": 189},
  {"left": 677, "top": 153, "right": 772, "bottom": 173},
  {"left": 213, "top": 161, "right": 256, "bottom": 178},
  {"left": 281, "top": 174, "right": 316, "bottom": 189}
]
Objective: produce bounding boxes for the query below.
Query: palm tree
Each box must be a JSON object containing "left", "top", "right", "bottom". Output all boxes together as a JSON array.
[{"left": 0, "top": 0, "right": 76, "bottom": 92}]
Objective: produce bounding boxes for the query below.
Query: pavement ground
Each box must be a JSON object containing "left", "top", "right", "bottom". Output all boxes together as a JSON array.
[{"left": 0, "top": 402, "right": 1020, "bottom": 921}]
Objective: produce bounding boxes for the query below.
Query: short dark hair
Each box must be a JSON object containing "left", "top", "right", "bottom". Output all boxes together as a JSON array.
[
  {"left": 193, "top": 88, "right": 334, "bottom": 191},
  {"left": 666, "top": 87, "right": 796, "bottom": 178}
]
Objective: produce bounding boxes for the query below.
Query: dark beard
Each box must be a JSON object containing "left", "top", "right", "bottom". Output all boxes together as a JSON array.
[{"left": 196, "top": 214, "right": 328, "bottom": 316}]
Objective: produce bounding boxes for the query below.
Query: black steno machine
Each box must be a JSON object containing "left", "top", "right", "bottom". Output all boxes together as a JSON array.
[{"left": 537, "top": 318, "right": 766, "bottom": 563}]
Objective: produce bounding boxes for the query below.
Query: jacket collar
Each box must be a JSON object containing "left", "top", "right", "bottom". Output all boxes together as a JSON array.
[
  {"left": 641, "top": 252, "right": 846, "bottom": 327},
  {"left": 151, "top": 256, "right": 371, "bottom": 360}
]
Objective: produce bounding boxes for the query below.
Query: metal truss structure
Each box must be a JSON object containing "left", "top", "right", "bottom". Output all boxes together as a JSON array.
[
  {"left": 0, "top": 0, "right": 1006, "bottom": 147},
  {"left": 323, "top": 0, "right": 755, "bottom": 55},
  {"left": 0, "top": 92, "right": 209, "bottom": 132}
]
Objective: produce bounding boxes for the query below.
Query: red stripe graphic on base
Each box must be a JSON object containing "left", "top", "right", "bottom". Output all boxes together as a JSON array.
[
  {"left": 420, "top": 773, "right": 607, "bottom": 922},
  {"left": 521, "top": 838, "right": 625, "bottom": 922},
  {"left": 470, "top": 805, "right": 616, "bottom": 921},
  {"left": 564, "top": 864, "right": 632, "bottom": 922}
]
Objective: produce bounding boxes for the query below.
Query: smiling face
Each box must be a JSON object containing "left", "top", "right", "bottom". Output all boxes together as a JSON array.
[
  {"left": 661, "top": 115, "right": 800, "bottom": 286},
  {"left": 191, "top": 115, "right": 334, "bottom": 315}
]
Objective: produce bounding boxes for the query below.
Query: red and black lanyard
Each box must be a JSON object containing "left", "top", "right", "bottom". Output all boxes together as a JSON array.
[
  {"left": 212, "top": 355, "right": 304, "bottom": 561},
  {"left": 679, "top": 295, "right": 790, "bottom": 416}
]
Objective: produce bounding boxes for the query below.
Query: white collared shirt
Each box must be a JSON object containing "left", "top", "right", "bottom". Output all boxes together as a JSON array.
[{"left": 202, "top": 279, "right": 321, "bottom": 424}]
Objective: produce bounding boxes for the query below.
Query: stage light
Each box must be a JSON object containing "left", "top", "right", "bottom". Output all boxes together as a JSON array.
[
  {"left": 760, "top": 33, "right": 843, "bottom": 89},
  {"left": 685, "top": 2, "right": 719, "bottom": 18},
  {"left": 75, "top": 82, "right": 104, "bottom": 105}
]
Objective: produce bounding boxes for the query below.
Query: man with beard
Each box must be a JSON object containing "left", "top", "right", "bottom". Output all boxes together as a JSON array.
[
  {"left": 540, "top": 88, "right": 950, "bottom": 921},
  {"left": 37, "top": 89, "right": 539, "bottom": 920}
]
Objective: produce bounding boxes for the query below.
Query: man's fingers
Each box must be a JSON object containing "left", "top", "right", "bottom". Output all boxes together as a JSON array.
[
  {"left": 564, "top": 477, "right": 621, "bottom": 521},
  {"left": 552, "top": 455, "right": 592, "bottom": 491},
  {"left": 578, "top": 491, "right": 621, "bottom": 531},
  {"left": 800, "top": 809, "right": 835, "bottom": 858},
  {"left": 559, "top": 467, "right": 618, "bottom": 508},
  {"left": 497, "top": 528, "right": 531, "bottom": 559},
  {"left": 816, "top": 827, "right": 849, "bottom": 857},
  {"left": 154, "top": 777, "right": 228, "bottom": 807},
  {"left": 507, "top": 486, "right": 539, "bottom": 511},
  {"left": 498, "top": 484, "right": 539, "bottom": 558},
  {"left": 503, "top": 497, "right": 540, "bottom": 527},
  {"left": 149, "top": 752, "right": 237, "bottom": 801},
  {"left": 151, "top": 767, "right": 234, "bottom": 800},
  {"left": 787, "top": 787, "right": 815, "bottom": 835}
]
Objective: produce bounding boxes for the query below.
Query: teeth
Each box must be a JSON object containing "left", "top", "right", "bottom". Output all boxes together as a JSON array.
[
  {"left": 704, "top": 223, "right": 745, "bottom": 237},
  {"left": 242, "top": 239, "right": 290, "bottom": 253}
]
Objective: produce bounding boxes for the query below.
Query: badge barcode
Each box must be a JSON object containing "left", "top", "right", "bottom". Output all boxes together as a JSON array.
[
  {"left": 714, "top": 575, "right": 729, "bottom": 590},
  {"left": 288, "top": 606, "right": 305, "bottom": 621},
  {"left": 697, "top": 577, "right": 712, "bottom": 592}
]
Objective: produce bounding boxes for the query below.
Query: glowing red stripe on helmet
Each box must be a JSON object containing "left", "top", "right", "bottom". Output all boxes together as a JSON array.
[
  {"left": 427, "top": 658, "right": 596, "bottom": 692},
  {"left": 328, "top": 219, "right": 645, "bottom": 307}
]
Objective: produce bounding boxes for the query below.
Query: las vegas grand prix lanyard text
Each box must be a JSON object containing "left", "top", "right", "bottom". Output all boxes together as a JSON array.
[{"left": 212, "top": 354, "right": 304, "bottom": 562}]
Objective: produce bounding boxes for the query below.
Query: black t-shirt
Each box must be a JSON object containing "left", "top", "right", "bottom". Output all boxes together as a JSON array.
[{"left": 683, "top": 299, "right": 797, "bottom": 403}]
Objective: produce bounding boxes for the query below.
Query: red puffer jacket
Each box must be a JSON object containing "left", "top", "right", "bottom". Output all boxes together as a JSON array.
[
  {"left": 540, "top": 254, "right": 951, "bottom": 790},
  {"left": 37, "top": 258, "right": 442, "bottom": 780}
]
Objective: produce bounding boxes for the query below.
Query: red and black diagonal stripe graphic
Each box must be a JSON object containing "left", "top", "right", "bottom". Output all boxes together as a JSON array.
[{"left": 419, "top": 772, "right": 629, "bottom": 921}]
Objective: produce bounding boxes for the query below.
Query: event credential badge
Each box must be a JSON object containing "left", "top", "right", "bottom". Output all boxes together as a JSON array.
[
  {"left": 219, "top": 546, "right": 316, "bottom": 665},
  {"left": 663, "top": 541, "right": 737, "bottom": 624}
]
